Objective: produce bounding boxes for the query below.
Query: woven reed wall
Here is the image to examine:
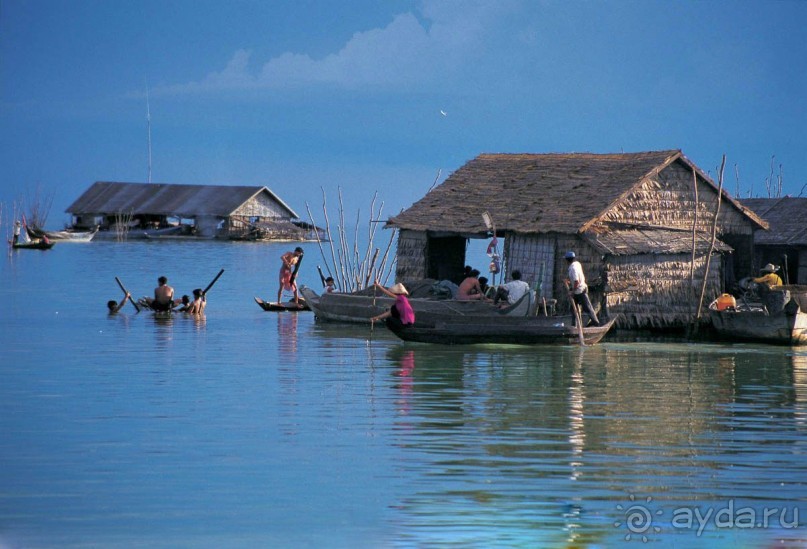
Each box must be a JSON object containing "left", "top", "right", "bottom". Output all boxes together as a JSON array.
[
  {"left": 504, "top": 233, "right": 556, "bottom": 295},
  {"left": 605, "top": 253, "right": 723, "bottom": 329},
  {"left": 395, "top": 229, "right": 428, "bottom": 281},
  {"left": 602, "top": 162, "right": 754, "bottom": 235}
]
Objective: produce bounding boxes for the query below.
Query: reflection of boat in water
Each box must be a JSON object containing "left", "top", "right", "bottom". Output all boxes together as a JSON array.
[
  {"left": 300, "top": 284, "right": 534, "bottom": 324},
  {"left": 709, "top": 286, "right": 807, "bottom": 345},
  {"left": 384, "top": 316, "right": 616, "bottom": 346}
]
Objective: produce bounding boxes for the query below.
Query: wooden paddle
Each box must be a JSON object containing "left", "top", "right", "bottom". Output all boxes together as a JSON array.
[
  {"left": 317, "top": 265, "right": 327, "bottom": 288},
  {"left": 115, "top": 276, "right": 141, "bottom": 312},
  {"left": 566, "top": 285, "right": 586, "bottom": 346},
  {"left": 203, "top": 269, "right": 225, "bottom": 295}
]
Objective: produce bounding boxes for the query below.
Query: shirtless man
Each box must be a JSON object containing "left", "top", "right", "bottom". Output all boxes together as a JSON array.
[
  {"left": 147, "top": 276, "right": 175, "bottom": 312},
  {"left": 107, "top": 289, "right": 131, "bottom": 314},
  {"left": 187, "top": 288, "right": 206, "bottom": 315},
  {"left": 277, "top": 247, "right": 304, "bottom": 305},
  {"left": 457, "top": 269, "right": 489, "bottom": 301}
]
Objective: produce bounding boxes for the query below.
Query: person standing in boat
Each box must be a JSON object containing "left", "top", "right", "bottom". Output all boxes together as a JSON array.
[
  {"left": 12, "top": 221, "right": 21, "bottom": 245},
  {"left": 565, "top": 251, "right": 600, "bottom": 327},
  {"left": 277, "top": 247, "right": 304, "bottom": 305},
  {"left": 370, "top": 281, "right": 415, "bottom": 328}
]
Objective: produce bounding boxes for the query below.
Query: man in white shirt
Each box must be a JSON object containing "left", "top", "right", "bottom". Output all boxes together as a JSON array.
[
  {"left": 494, "top": 270, "right": 531, "bottom": 305},
  {"left": 565, "top": 251, "right": 600, "bottom": 326}
]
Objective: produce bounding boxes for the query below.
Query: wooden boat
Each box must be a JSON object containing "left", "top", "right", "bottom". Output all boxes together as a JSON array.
[
  {"left": 383, "top": 316, "right": 617, "bottom": 345},
  {"left": 254, "top": 297, "right": 310, "bottom": 312},
  {"left": 27, "top": 226, "right": 98, "bottom": 242},
  {"left": 300, "top": 285, "right": 535, "bottom": 324},
  {"left": 708, "top": 286, "right": 807, "bottom": 345},
  {"left": 11, "top": 238, "right": 55, "bottom": 250}
]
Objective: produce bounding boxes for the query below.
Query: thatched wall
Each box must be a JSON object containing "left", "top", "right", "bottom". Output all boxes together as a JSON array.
[
  {"left": 395, "top": 230, "right": 428, "bottom": 281},
  {"left": 503, "top": 234, "right": 556, "bottom": 294},
  {"left": 605, "top": 253, "right": 722, "bottom": 329},
  {"left": 600, "top": 161, "right": 754, "bottom": 236}
]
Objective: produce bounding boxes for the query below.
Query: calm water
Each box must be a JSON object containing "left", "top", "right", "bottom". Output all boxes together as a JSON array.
[{"left": 1, "top": 241, "right": 807, "bottom": 548}]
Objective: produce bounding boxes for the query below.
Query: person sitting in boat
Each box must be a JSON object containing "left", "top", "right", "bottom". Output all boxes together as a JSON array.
[
  {"left": 478, "top": 276, "right": 490, "bottom": 297},
  {"left": 752, "top": 263, "right": 783, "bottom": 288},
  {"left": 457, "top": 269, "right": 490, "bottom": 301},
  {"left": 144, "top": 275, "right": 176, "bottom": 312},
  {"left": 277, "top": 247, "right": 304, "bottom": 305},
  {"left": 493, "top": 270, "right": 531, "bottom": 306},
  {"left": 187, "top": 288, "right": 206, "bottom": 315},
  {"left": 107, "top": 290, "right": 131, "bottom": 314},
  {"left": 325, "top": 276, "right": 336, "bottom": 293},
  {"left": 370, "top": 281, "right": 415, "bottom": 328}
]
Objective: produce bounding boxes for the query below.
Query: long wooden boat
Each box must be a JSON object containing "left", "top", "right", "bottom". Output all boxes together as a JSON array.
[
  {"left": 10, "top": 238, "right": 55, "bottom": 250},
  {"left": 300, "top": 285, "right": 534, "bottom": 324},
  {"left": 708, "top": 287, "right": 807, "bottom": 345},
  {"left": 383, "top": 316, "right": 617, "bottom": 345},
  {"left": 27, "top": 226, "right": 98, "bottom": 242},
  {"left": 254, "top": 297, "right": 311, "bottom": 312}
]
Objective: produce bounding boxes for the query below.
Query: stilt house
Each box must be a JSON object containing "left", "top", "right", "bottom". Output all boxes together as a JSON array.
[
  {"left": 66, "top": 181, "right": 312, "bottom": 239},
  {"left": 740, "top": 197, "right": 807, "bottom": 284},
  {"left": 388, "top": 150, "right": 768, "bottom": 329}
]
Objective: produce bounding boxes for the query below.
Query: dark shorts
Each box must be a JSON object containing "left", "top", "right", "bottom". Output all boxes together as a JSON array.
[{"left": 152, "top": 300, "right": 173, "bottom": 312}]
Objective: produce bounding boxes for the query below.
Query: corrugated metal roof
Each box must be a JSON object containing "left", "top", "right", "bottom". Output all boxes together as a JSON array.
[
  {"left": 65, "top": 182, "right": 299, "bottom": 218},
  {"left": 584, "top": 229, "right": 733, "bottom": 256},
  {"left": 740, "top": 197, "right": 807, "bottom": 246},
  {"left": 388, "top": 150, "right": 765, "bottom": 234}
]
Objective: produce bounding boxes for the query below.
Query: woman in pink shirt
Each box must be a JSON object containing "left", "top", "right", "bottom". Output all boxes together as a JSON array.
[{"left": 371, "top": 281, "right": 415, "bottom": 326}]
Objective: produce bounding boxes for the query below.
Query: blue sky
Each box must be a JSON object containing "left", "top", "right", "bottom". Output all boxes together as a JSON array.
[{"left": 1, "top": 0, "right": 805, "bottom": 227}]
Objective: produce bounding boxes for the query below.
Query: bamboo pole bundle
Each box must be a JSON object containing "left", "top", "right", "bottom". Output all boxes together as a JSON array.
[{"left": 695, "top": 155, "right": 726, "bottom": 325}]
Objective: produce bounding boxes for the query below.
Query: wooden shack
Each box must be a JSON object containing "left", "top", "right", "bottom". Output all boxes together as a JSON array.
[
  {"left": 388, "top": 150, "right": 768, "bottom": 329},
  {"left": 66, "top": 181, "right": 312, "bottom": 239},
  {"left": 740, "top": 197, "right": 807, "bottom": 284}
]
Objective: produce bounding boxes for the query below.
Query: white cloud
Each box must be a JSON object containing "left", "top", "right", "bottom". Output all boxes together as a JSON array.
[{"left": 153, "top": 2, "right": 509, "bottom": 96}]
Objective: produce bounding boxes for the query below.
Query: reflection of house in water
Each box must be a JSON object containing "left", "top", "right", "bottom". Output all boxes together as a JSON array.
[
  {"left": 66, "top": 181, "right": 324, "bottom": 240},
  {"left": 388, "top": 151, "right": 767, "bottom": 329},
  {"left": 740, "top": 197, "right": 807, "bottom": 284}
]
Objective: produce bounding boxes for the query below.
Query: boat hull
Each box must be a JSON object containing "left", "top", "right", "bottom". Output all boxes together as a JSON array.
[
  {"left": 254, "top": 297, "right": 310, "bottom": 312},
  {"left": 385, "top": 317, "right": 616, "bottom": 345},
  {"left": 709, "top": 305, "right": 807, "bottom": 345},
  {"left": 300, "top": 286, "right": 533, "bottom": 324}
]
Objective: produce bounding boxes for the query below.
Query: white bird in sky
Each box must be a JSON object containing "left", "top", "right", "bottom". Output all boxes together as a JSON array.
[{"left": 440, "top": 109, "right": 447, "bottom": 117}]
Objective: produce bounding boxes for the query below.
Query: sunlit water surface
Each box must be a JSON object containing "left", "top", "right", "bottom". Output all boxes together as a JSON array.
[{"left": 1, "top": 242, "right": 806, "bottom": 548}]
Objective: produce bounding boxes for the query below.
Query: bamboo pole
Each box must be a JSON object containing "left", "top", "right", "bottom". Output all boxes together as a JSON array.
[
  {"left": 695, "top": 155, "right": 726, "bottom": 326},
  {"left": 689, "top": 168, "right": 699, "bottom": 327}
]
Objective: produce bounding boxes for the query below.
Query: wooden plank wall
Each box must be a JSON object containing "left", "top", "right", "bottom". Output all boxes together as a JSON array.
[{"left": 395, "top": 229, "right": 428, "bottom": 282}]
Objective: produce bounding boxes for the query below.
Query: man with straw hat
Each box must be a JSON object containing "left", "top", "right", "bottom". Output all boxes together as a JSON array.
[
  {"left": 752, "top": 263, "right": 783, "bottom": 288},
  {"left": 370, "top": 281, "right": 415, "bottom": 328}
]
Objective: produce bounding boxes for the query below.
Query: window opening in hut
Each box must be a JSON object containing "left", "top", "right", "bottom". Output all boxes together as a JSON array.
[{"left": 465, "top": 236, "right": 507, "bottom": 286}]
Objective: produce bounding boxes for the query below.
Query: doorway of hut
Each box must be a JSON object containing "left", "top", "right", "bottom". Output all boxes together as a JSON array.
[{"left": 425, "top": 235, "right": 506, "bottom": 286}]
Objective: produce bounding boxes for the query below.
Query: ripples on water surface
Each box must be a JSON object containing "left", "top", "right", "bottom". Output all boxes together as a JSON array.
[{"left": 1, "top": 242, "right": 806, "bottom": 547}]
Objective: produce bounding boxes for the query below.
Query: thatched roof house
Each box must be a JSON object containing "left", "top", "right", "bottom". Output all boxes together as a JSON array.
[
  {"left": 388, "top": 150, "right": 768, "bottom": 329},
  {"left": 67, "top": 181, "right": 311, "bottom": 239},
  {"left": 740, "top": 197, "right": 807, "bottom": 284}
]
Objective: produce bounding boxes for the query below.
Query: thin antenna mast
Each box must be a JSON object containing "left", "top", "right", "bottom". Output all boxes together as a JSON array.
[{"left": 146, "top": 80, "right": 152, "bottom": 183}]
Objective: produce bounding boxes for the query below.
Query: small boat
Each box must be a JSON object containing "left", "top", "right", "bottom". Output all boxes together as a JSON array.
[
  {"left": 708, "top": 286, "right": 807, "bottom": 345},
  {"left": 11, "top": 238, "right": 55, "bottom": 250},
  {"left": 300, "top": 284, "right": 535, "bottom": 324},
  {"left": 254, "top": 296, "right": 310, "bottom": 312},
  {"left": 383, "top": 316, "right": 617, "bottom": 345},
  {"left": 27, "top": 226, "right": 98, "bottom": 242}
]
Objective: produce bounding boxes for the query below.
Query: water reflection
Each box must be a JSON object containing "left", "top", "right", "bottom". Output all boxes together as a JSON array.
[{"left": 382, "top": 343, "right": 807, "bottom": 546}]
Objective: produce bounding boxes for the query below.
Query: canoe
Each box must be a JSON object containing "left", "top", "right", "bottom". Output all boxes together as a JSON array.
[
  {"left": 383, "top": 316, "right": 617, "bottom": 346},
  {"left": 300, "top": 285, "right": 535, "bottom": 324},
  {"left": 27, "top": 226, "right": 98, "bottom": 242},
  {"left": 10, "top": 239, "right": 55, "bottom": 250},
  {"left": 708, "top": 287, "right": 807, "bottom": 345},
  {"left": 254, "top": 297, "right": 310, "bottom": 312}
]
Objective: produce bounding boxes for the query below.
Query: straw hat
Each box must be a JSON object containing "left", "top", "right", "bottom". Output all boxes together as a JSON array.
[
  {"left": 761, "top": 263, "right": 778, "bottom": 273},
  {"left": 389, "top": 283, "right": 409, "bottom": 295}
]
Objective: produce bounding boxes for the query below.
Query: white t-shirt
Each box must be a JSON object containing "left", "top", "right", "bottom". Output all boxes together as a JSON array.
[
  {"left": 502, "top": 279, "right": 530, "bottom": 304},
  {"left": 568, "top": 261, "right": 587, "bottom": 295}
]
